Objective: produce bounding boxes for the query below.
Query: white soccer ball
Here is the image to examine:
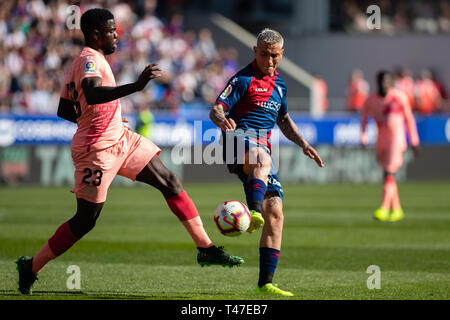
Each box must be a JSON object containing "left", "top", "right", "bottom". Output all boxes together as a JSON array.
[{"left": 213, "top": 200, "right": 251, "bottom": 237}]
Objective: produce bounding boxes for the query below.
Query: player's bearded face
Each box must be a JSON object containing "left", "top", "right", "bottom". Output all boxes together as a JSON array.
[
  {"left": 99, "top": 19, "right": 118, "bottom": 55},
  {"left": 254, "top": 43, "right": 284, "bottom": 76}
]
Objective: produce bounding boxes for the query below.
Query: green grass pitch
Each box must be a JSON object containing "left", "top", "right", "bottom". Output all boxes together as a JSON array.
[{"left": 0, "top": 182, "right": 449, "bottom": 300}]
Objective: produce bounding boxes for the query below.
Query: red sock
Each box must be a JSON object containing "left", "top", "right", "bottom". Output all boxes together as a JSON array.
[
  {"left": 166, "top": 191, "right": 212, "bottom": 248},
  {"left": 32, "top": 242, "right": 56, "bottom": 274},
  {"left": 32, "top": 221, "right": 79, "bottom": 274},
  {"left": 47, "top": 221, "right": 79, "bottom": 257},
  {"left": 166, "top": 191, "right": 199, "bottom": 221}
]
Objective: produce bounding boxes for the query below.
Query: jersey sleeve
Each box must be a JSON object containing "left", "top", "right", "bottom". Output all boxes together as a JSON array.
[
  {"left": 216, "top": 76, "right": 249, "bottom": 111},
  {"left": 78, "top": 54, "right": 103, "bottom": 82}
]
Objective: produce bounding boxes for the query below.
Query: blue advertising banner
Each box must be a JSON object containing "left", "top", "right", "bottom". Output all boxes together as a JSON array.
[{"left": 1, "top": 113, "right": 449, "bottom": 147}]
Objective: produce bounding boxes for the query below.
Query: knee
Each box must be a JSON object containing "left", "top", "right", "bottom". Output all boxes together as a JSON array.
[
  {"left": 268, "top": 210, "right": 284, "bottom": 226},
  {"left": 245, "top": 149, "right": 272, "bottom": 174},
  {"left": 68, "top": 210, "right": 101, "bottom": 238},
  {"left": 264, "top": 201, "right": 284, "bottom": 225},
  {"left": 257, "top": 152, "right": 272, "bottom": 171}
]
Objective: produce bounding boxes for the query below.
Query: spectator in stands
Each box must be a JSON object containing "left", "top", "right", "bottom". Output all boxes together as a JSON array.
[
  {"left": 0, "top": 0, "right": 238, "bottom": 115},
  {"left": 346, "top": 69, "right": 369, "bottom": 112},
  {"left": 333, "top": 0, "right": 450, "bottom": 34},
  {"left": 438, "top": 0, "right": 450, "bottom": 32},
  {"left": 412, "top": 0, "right": 439, "bottom": 33}
]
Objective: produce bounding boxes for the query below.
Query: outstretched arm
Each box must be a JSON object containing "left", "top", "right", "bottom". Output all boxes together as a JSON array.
[
  {"left": 360, "top": 97, "right": 370, "bottom": 148},
  {"left": 401, "top": 94, "right": 420, "bottom": 157},
  {"left": 277, "top": 113, "right": 324, "bottom": 167},
  {"left": 82, "top": 64, "right": 161, "bottom": 105}
]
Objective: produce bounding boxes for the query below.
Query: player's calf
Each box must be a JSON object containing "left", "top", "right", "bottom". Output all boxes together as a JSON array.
[
  {"left": 241, "top": 148, "right": 271, "bottom": 233},
  {"left": 136, "top": 156, "right": 184, "bottom": 198},
  {"left": 243, "top": 178, "right": 267, "bottom": 233}
]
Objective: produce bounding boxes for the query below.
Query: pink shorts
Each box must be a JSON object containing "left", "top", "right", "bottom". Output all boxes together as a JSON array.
[
  {"left": 71, "top": 128, "right": 161, "bottom": 203},
  {"left": 376, "top": 148, "right": 403, "bottom": 173}
]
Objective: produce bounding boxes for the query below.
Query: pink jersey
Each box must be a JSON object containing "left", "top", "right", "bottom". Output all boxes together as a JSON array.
[
  {"left": 60, "top": 47, "right": 124, "bottom": 153},
  {"left": 395, "top": 77, "right": 414, "bottom": 107},
  {"left": 361, "top": 88, "right": 419, "bottom": 152}
]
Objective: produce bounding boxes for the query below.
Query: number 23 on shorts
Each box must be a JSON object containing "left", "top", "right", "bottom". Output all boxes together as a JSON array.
[{"left": 82, "top": 168, "right": 103, "bottom": 186}]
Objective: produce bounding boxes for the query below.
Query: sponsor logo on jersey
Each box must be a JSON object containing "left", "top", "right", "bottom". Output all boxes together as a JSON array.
[
  {"left": 255, "top": 88, "right": 268, "bottom": 92},
  {"left": 256, "top": 100, "right": 281, "bottom": 112},
  {"left": 84, "top": 59, "right": 96, "bottom": 74},
  {"left": 220, "top": 84, "right": 232, "bottom": 99}
]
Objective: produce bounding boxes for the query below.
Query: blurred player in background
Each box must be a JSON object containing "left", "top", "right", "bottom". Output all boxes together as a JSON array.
[
  {"left": 210, "top": 28, "right": 324, "bottom": 296},
  {"left": 346, "top": 69, "right": 369, "bottom": 112},
  {"left": 414, "top": 69, "right": 442, "bottom": 115},
  {"left": 15, "top": 8, "right": 243, "bottom": 295},
  {"left": 361, "top": 70, "right": 420, "bottom": 222},
  {"left": 311, "top": 73, "right": 329, "bottom": 117},
  {"left": 394, "top": 67, "right": 415, "bottom": 108}
]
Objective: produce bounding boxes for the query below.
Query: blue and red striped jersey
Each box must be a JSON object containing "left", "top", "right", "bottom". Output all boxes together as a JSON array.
[{"left": 216, "top": 60, "right": 288, "bottom": 135}]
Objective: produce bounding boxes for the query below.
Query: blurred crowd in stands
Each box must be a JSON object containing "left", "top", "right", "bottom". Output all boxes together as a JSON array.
[
  {"left": 0, "top": 0, "right": 239, "bottom": 115},
  {"left": 331, "top": 0, "right": 450, "bottom": 34},
  {"left": 0, "top": 0, "right": 449, "bottom": 117},
  {"left": 346, "top": 67, "right": 448, "bottom": 115}
]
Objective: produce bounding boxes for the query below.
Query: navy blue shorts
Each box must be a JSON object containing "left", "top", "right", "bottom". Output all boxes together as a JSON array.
[{"left": 222, "top": 133, "right": 284, "bottom": 200}]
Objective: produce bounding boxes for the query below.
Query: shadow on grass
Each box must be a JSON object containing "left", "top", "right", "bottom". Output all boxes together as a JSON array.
[{"left": 0, "top": 289, "right": 208, "bottom": 300}]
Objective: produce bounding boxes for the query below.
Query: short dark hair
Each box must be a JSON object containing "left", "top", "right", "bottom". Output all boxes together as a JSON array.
[{"left": 80, "top": 8, "right": 114, "bottom": 38}]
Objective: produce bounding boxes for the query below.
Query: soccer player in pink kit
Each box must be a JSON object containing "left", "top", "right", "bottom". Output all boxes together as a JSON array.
[
  {"left": 361, "top": 71, "right": 420, "bottom": 222},
  {"left": 16, "top": 8, "right": 243, "bottom": 295}
]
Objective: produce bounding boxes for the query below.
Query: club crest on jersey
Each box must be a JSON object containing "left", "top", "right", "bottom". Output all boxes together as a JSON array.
[
  {"left": 220, "top": 84, "right": 232, "bottom": 99},
  {"left": 85, "top": 60, "right": 96, "bottom": 74}
]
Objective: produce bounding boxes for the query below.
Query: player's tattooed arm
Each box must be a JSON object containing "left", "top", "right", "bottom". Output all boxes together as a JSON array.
[
  {"left": 277, "top": 112, "right": 308, "bottom": 148},
  {"left": 277, "top": 113, "right": 324, "bottom": 167},
  {"left": 57, "top": 98, "right": 78, "bottom": 123},
  {"left": 82, "top": 64, "right": 161, "bottom": 105},
  {"left": 210, "top": 103, "right": 236, "bottom": 132}
]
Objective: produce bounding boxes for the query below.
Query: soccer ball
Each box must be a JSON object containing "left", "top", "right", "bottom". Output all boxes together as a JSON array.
[{"left": 213, "top": 200, "right": 251, "bottom": 237}]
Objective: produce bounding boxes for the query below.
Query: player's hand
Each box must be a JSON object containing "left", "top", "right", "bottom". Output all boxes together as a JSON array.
[
  {"left": 411, "top": 145, "right": 421, "bottom": 158},
  {"left": 136, "top": 64, "right": 162, "bottom": 90},
  {"left": 302, "top": 144, "right": 324, "bottom": 167},
  {"left": 219, "top": 118, "right": 236, "bottom": 132}
]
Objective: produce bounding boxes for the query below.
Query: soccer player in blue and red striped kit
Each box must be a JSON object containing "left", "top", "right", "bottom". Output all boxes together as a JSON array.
[{"left": 210, "top": 28, "right": 324, "bottom": 296}]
